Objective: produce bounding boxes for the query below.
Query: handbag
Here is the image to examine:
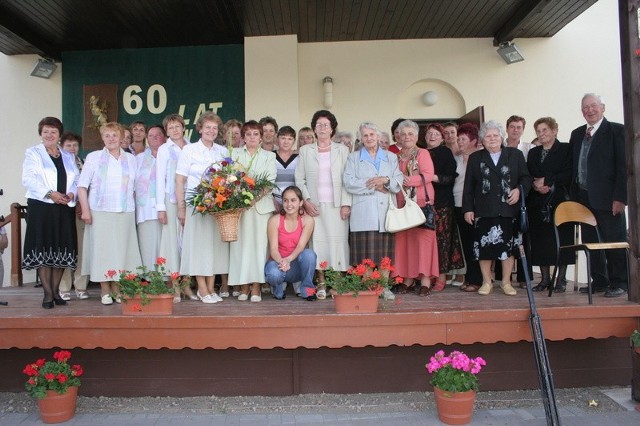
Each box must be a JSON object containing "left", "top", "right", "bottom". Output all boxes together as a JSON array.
[
  {"left": 385, "top": 185, "right": 426, "bottom": 233},
  {"left": 419, "top": 174, "right": 436, "bottom": 230},
  {"left": 518, "top": 184, "right": 529, "bottom": 233}
]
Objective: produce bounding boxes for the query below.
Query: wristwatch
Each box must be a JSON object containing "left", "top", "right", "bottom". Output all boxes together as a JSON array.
[{"left": 45, "top": 190, "right": 53, "bottom": 199}]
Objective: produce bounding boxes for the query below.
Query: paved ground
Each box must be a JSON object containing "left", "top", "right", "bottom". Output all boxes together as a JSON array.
[{"left": 1, "top": 387, "right": 639, "bottom": 425}]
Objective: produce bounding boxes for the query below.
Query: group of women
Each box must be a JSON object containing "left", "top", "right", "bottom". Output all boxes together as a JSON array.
[{"left": 22, "top": 110, "right": 572, "bottom": 308}]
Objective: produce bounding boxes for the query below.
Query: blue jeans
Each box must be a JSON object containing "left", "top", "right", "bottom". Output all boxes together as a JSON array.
[{"left": 264, "top": 249, "right": 317, "bottom": 298}]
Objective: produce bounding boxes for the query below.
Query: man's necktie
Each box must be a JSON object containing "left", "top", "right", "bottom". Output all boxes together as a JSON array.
[{"left": 586, "top": 126, "right": 593, "bottom": 141}]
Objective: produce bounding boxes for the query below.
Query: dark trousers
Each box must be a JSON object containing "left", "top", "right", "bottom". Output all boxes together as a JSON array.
[
  {"left": 576, "top": 189, "right": 628, "bottom": 290},
  {"left": 454, "top": 207, "right": 482, "bottom": 286}
]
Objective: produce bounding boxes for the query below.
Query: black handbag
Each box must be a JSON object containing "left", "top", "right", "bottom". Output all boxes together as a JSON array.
[
  {"left": 419, "top": 174, "right": 436, "bottom": 230},
  {"left": 518, "top": 184, "right": 529, "bottom": 233}
]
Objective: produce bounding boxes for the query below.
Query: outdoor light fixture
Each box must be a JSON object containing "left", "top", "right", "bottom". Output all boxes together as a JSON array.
[
  {"left": 323, "top": 76, "right": 333, "bottom": 109},
  {"left": 422, "top": 91, "right": 438, "bottom": 107},
  {"left": 30, "top": 58, "right": 57, "bottom": 79},
  {"left": 496, "top": 42, "right": 524, "bottom": 64}
]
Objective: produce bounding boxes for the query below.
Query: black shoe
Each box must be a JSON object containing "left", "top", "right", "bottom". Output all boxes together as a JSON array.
[
  {"left": 42, "top": 300, "right": 54, "bottom": 309},
  {"left": 34, "top": 283, "right": 42, "bottom": 288},
  {"left": 305, "top": 295, "right": 317, "bottom": 301},
  {"left": 532, "top": 279, "right": 551, "bottom": 292},
  {"left": 53, "top": 297, "right": 67, "bottom": 306},
  {"left": 604, "top": 287, "right": 627, "bottom": 298},
  {"left": 579, "top": 286, "right": 606, "bottom": 294}
]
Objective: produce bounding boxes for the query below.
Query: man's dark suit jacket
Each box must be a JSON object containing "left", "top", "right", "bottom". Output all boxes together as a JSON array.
[{"left": 569, "top": 117, "right": 626, "bottom": 210}]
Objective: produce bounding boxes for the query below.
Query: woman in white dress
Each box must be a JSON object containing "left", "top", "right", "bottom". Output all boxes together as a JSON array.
[
  {"left": 156, "top": 114, "right": 197, "bottom": 301},
  {"left": 228, "top": 120, "right": 277, "bottom": 302},
  {"left": 78, "top": 122, "right": 141, "bottom": 305},
  {"left": 175, "top": 112, "right": 229, "bottom": 304},
  {"left": 295, "top": 110, "right": 351, "bottom": 299}
]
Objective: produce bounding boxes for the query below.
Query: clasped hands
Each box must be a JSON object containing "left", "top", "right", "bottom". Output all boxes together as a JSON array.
[{"left": 366, "top": 176, "right": 389, "bottom": 192}]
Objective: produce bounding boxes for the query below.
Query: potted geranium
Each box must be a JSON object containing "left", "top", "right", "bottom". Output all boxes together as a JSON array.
[
  {"left": 426, "top": 349, "right": 487, "bottom": 425},
  {"left": 187, "top": 155, "right": 273, "bottom": 241},
  {"left": 106, "top": 257, "right": 180, "bottom": 315},
  {"left": 631, "top": 329, "right": 640, "bottom": 354},
  {"left": 23, "top": 350, "right": 83, "bottom": 423},
  {"left": 321, "top": 257, "right": 398, "bottom": 313}
]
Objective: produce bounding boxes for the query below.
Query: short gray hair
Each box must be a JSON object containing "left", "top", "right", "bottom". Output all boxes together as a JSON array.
[
  {"left": 478, "top": 120, "right": 506, "bottom": 143},
  {"left": 396, "top": 119, "right": 419, "bottom": 135},
  {"left": 582, "top": 93, "right": 604, "bottom": 105},
  {"left": 358, "top": 121, "right": 382, "bottom": 138},
  {"left": 333, "top": 131, "right": 353, "bottom": 142}
]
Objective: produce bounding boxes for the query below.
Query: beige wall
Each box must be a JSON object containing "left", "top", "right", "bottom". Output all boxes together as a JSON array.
[{"left": 0, "top": 0, "right": 623, "bottom": 286}]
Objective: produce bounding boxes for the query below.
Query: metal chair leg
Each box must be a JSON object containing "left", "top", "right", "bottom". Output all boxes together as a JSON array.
[{"left": 585, "top": 251, "right": 592, "bottom": 305}]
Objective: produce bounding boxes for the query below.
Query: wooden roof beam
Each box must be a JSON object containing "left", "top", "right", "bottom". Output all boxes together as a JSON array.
[{"left": 0, "top": 4, "right": 60, "bottom": 60}]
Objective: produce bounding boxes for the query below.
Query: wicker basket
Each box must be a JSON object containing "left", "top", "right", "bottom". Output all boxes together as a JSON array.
[{"left": 211, "top": 208, "right": 245, "bottom": 242}]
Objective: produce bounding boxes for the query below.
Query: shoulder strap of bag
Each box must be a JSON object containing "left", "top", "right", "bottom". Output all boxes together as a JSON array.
[{"left": 419, "top": 174, "right": 431, "bottom": 203}]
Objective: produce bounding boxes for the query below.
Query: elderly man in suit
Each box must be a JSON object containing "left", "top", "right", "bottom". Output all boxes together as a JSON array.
[{"left": 570, "top": 93, "right": 628, "bottom": 298}]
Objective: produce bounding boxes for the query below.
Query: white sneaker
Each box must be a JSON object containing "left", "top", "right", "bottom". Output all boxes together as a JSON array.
[
  {"left": 210, "top": 293, "right": 223, "bottom": 303},
  {"left": 59, "top": 292, "right": 71, "bottom": 301},
  {"left": 238, "top": 293, "right": 249, "bottom": 301},
  {"left": 219, "top": 291, "right": 230, "bottom": 298},
  {"left": 292, "top": 281, "right": 301, "bottom": 296},
  {"left": 381, "top": 288, "right": 396, "bottom": 301},
  {"left": 250, "top": 294, "right": 262, "bottom": 303},
  {"left": 101, "top": 294, "right": 113, "bottom": 305},
  {"left": 75, "top": 290, "right": 89, "bottom": 299},
  {"left": 200, "top": 294, "right": 219, "bottom": 304},
  {"left": 232, "top": 290, "right": 241, "bottom": 297}
]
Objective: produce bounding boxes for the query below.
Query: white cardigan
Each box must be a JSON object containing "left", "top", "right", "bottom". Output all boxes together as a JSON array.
[{"left": 22, "top": 143, "right": 79, "bottom": 206}]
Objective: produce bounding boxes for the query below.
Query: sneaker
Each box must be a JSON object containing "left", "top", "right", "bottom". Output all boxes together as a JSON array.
[
  {"left": 59, "top": 292, "right": 71, "bottom": 301},
  {"left": 316, "top": 283, "right": 327, "bottom": 300},
  {"left": 200, "top": 294, "right": 219, "bottom": 304},
  {"left": 451, "top": 280, "right": 464, "bottom": 287},
  {"left": 210, "top": 293, "right": 223, "bottom": 303},
  {"left": 238, "top": 293, "right": 249, "bottom": 301},
  {"left": 250, "top": 294, "right": 262, "bottom": 302},
  {"left": 101, "top": 294, "right": 113, "bottom": 305},
  {"left": 75, "top": 290, "right": 89, "bottom": 300},
  {"left": 381, "top": 288, "right": 396, "bottom": 301},
  {"left": 232, "top": 290, "right": 241, "bottom": 297},
  {"left": 501, "top": 283, "right": 517, "bottom": 296},
  {"left": 292, "top": 281, "right": 302, "bottom": 296},
  {"left": 219, "top": 291, "right": 230, "bottom": 298},
  {"left": 477, "top": 282, "right": 492, "bottom": 296}
]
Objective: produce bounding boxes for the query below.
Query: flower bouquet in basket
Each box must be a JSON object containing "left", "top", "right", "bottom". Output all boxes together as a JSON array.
[
  {"left": 186, "top": 155, "right": 273, "bottom": 241},
  {"left": 23, "top": 350, "right": 83, "bottom": 399},
  {"left": 106, "top": 257, "right": 179, "bottom": 306}
]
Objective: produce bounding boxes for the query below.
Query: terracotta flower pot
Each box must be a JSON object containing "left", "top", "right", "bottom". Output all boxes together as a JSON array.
[
  {"left": 37, "top": 385, "right": 78, "bottom": 424},
  {"left": 433, "top": 387, "right": 476, "bottom": 425},
  {"left": 333, "top": 290, "right": 379, "bottom": 314},
  {"left": 121, "top": 294, "right": 174, "bottom": 315}
]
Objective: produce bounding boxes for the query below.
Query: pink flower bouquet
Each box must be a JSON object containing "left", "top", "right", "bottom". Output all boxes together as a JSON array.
[{"left": 426, "top": 350, "right": 487, "bottom": 392}]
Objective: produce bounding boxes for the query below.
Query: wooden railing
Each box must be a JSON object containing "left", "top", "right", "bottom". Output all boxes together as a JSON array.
[{"left": 0, "top": 203, "right": 27, "bottom": 286}]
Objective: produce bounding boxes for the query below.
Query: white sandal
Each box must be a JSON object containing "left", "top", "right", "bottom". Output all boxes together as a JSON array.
[{"left": 316, "top": 283, "right": 327, "bottom": 300}]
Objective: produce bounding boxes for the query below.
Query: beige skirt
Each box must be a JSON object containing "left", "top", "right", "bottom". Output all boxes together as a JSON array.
[
  {"left": 82, "top": 210, "right": 142, "bottom": 282},
  {"left": 137, "top": 219, "right": 162, "bottom": 271},
  {"left": 158, "top": 195, "right": 181, "bottom": 273},
  {"left": 227, "top": 207, "right": 270, "bottom": 286},
  {"left": 180, "top": 209, "right": 229, "bottom": 276},
  {"left": 311, "top": 202, "right": 350, "bottom": 271}
]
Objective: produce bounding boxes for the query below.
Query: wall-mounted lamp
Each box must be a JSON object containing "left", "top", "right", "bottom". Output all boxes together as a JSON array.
[
  {"left": 422, "top": 91, "right": 438, "bottom": 107},
  {"left": 496, "top": 42, "right": 524, "bottom": 64},
  {"left": 323, "top": 76, "right": 333, "bottom": 109},
  {"left": 30, "top": 58, "right": 58, "bottom": 79}
]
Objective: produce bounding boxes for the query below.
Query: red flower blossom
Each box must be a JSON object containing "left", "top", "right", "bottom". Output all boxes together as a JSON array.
[
  {"left": 71, "top": 365, "right": 84, "bottom": 376},
  {"left": 125, "top": 273, "right": 137, "bottom": 281},
  {"left": 140, "top": 281, "right": 149, "bottom": 286},
  {"left": 379, "top": 257, "right": 393, "bottom": 270},
  {"left": 105, "top": 269, "right": 117, "bottom": 279},
  {"left": 362, "top": 258, "right": 376, "bottom": 268},
  {"left": 44, "top": 373, "right": 55, "bottom": 381},
  {"left": 35, "top": 358, "right": 46, "bottom": 367},
  {"left": 28, "top": 378, "right": 36, "bottom": 385},
  {"left": 319, "top": 261, "right": 328, "bottom": 269},
  {"left": 369, "top": 270, "right": 382, "bottom": 280},
  {"left": 156, "top": 257, "right": 166, "bottom": 266},
  {"left": 57, "top": 373, "right": 68, "bottom": 383},
  {"left": 354, "top": 264, "right": 367, "bottom": 276},
  {"left": 23, "top": 364, "right": 38, "bottom": 376},
  {"left": 170, "top": 271, "right": 180, "bottom": 281},
  {"left": 53, "top": 350, "right": 71, "bottom": 363},
  {"left": 395, "top": 276, "right": 404, "bottom": 284}
]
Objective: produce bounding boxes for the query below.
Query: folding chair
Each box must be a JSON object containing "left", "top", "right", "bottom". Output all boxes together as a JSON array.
[{"left": 548, "top": 201, "right": 630, "bottom": 304}]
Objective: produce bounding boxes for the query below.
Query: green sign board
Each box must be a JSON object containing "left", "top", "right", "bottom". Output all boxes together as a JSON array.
[{"left": 62, "top": 44, "right": 244, "bottom": 149}]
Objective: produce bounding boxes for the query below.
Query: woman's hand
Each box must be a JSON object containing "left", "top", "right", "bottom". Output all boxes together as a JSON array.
[
  {"left": 81, "top": 209, "right": 92, "bottom": 225},
  {"left": 340, "top": 206, "right": 351, "bottom": 220},
  {"left": 366, "top": 176, "right": 388, "bottom": 192},
  {"left": 158, "top": 211, "right": 168, "bottom": 225},
  {"left": 177, "top": 205, "right": 186, "bottom": 226},
  {"left": 303, "top": 199, "right": 319, "bottom": 217},
  {"left": 464, "top": 211, "right": 475, "bottom": 225},
  {"left": 507, "top": 187, "right": 520, "bottom": 205},
  {"left": 278, "top": 258, "right": 291, "bottom": 272}
]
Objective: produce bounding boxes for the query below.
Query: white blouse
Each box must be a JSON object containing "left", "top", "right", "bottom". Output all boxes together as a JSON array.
[
  {"left": 155, "top": 138, "right": 188, "bottom": 211},
  {"left": 175, "top": 140, "right": 228, "bottom": 199}
]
